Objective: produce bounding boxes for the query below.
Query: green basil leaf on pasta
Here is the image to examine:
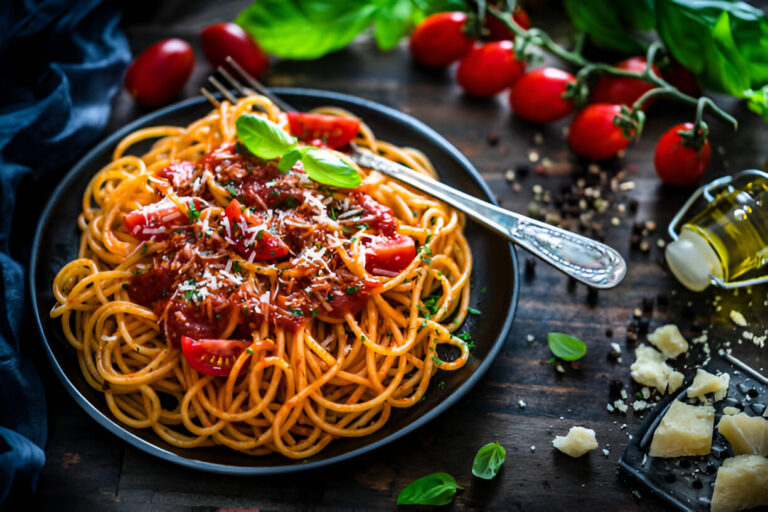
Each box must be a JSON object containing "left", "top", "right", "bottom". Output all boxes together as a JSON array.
[
  {"left": 547, "top": 332, "right": 587, "bottom": 361},
  {"left": 396, "top": 472, "right": 462, "bottom": 506},
  {"left": 277, "top": 148, "right": 302, "bottom": 173},
  {"left": 236, "top": 114, "right": 296, "bottom": 160},
  {"left": 472, "top": 442, "right": 506, "bottom": 480},
  {"left": 299, "top": 147, "right": 361, "bottom": 188}
]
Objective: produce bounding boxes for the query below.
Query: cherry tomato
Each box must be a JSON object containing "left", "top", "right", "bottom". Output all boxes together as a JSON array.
[
  {"left": 363, "top": 234, "right": 416, "bottom": 276},
  {"left": 567, "top": 104, "right": 633, "bottom": 160},
  {"left": 181, "top": 337, "right": 274, "bottom": 376},
  {"left": 509, "top": 67, "right": 576, "bottom": 123},
  {"left": 224, "top": 199, "right": 289, "bottom": 260},
  {"left": 591, "top": 57, "right": 660, "bottom": 109},
  {"left": 200, "top": 22, "right": 269, "bottom": 78},
  {"left": 484, "top": 5, "right": 531, "bottom": 40},
  {"left": 286, "top": 112, "right": 360, "bottom": 149},
  {"left": 355, "top": 192, "right": 398, "bottom": 235},
  {"left": 456, "top": 41, "right": 525, "bottom": 97},
  {"left": 124, "top": 38, "right": 194, "bottom": 107},
  {"left": 654, "top": 123, "right": 711, "bottom": 186},
  {"left": 662, "top": 60, "right": 701, "bottom": 97},
  {"left": 409, "top": 12, "right": 473, "bottom": 67},
  {"left": 124, "top": 197, "right": 203, "bottom": 241}
]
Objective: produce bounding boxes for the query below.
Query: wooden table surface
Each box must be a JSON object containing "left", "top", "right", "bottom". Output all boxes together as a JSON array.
[{"left": 23, "top": 1, "right": 768, "bottom": 511}]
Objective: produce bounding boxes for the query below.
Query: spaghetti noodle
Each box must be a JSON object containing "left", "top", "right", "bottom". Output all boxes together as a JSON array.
[{"left": 51, "top": 94, "right": 473, "bottom": 458}]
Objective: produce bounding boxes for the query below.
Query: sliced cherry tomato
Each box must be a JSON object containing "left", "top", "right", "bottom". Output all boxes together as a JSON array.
[
  {"left": 364, "top": 234, "right": 416, "bottom": 276},
  {"left": 124, "top": 197, "right": 202, "bottom": 241},
  {"left": 409, "top": 12, "right": 473, "bottom": 67},
  {"left": 662, "top": 59, "right": 701, "bottom": 97},
  {"left": 509, "top": 67, "right": 576, "bottom": 123},
  {"left": 456, "top": 41, "right": 525, "bottom": 97},
  {"left": 181, "top": 336, "right": 273, "bottom": 376},
  {"left": 200, "top": 22, "right": 269, "bottom": 78},
  {"left": 654, "top": 123, "right": 711, "bottom": 186},
  {"left": 124, "top": 38, "right": 194, "bottom": 107},
  {"left": 568, "top": 104, "right": 633, "bottom": 160},
  {"left": 591, "top": 57, "right": 660, "bottom": 109},
  {"left": 484, "top": 5, "right": 531, "bottom": 40},
  {"left": 327, "top": 279, "right": 380, "bottom": 317},
  {"left": 286, "top": 113, "right": 360, "bottom": 149},
  {"left": 354, "top": 192, "right": 398, "bottom": 235},
  {"left": 224, "top": 198, "right": 289, "bottom": 260},
  {"left": 156, "top": 161, "right": 196, "bottom": 188}
]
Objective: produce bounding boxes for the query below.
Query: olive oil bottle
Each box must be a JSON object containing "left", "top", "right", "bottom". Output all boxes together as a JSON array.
[{"left": 666, "top": 177, "right": 768, "bottom": 291}]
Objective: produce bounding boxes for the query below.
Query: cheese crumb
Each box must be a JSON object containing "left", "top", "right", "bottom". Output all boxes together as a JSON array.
[
  {"left": 687, "top": 369, "right": 730, "bottom": 402},
  {"left": 518, "top": 400, "right": 527, "bottom": 409},
  {"left": 649, "top": 400, "right": 714, "bottom": 457},
  {"left": 717, "top": 413, "right": 768, "bottom": 456},
  {"left": 723, "top": 406, "right": 741, "bottom": 416},
  {"left": 711, "top": 455, "right": 768, "bottom": 512},
  {"left": 647, "top": 324, "right": 689, "bottom": 358},
  {"left": 730, "top": 310, "right": 748, "bottom": 327},
  {"left": 631, "top": 344, "right": 679, "bottom": 394},
  {"left": 552, "top": 426, "right": 599, "bottom": 457}
]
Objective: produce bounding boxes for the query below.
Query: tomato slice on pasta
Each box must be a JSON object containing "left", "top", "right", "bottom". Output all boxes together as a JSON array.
[
  {"left": 223, "top": 198, "right": 289, "bottom": 260},
  {"left": 286, "top": 112, "right": 360, "bottom": 149},
  {"left": 180, "top": 336, "right": 252, "bottom": 376},
  {"left": 364, "top": 234, "right": 416, "bottom": 276}
]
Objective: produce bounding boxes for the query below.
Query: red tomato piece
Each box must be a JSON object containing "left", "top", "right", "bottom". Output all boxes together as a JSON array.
[
  {"left": 409, "top": 12, "right": 474, "bottom": 67},
  {"left": 354, "top": 192, "right": 398, "bottom": 235},
  {"left": 200, "top": 22, "right": 269, "bottom": 78},
  {"left": 456, "top": 41, "right": 525, "bottom": 97},
  {"left": 567, "top": 104, "right": 633, "bottom": 160},
  {"left": 223, "top": 199, "right": 289, "bottom": 260},
  {"left": 327, "top": 279, "right": 380, "bottom": 317},
  {"left": 124, "top": 38, "right": 194, "bottom": 107},
  {"left": 509, "top": 67, "right": 576, "bottom": 123},
  {"left": 181, "top": 336, "right": 273, "bottom": 377},
  {"left": 286, "top": 113, "right": 360, "bottom": 149},
  {"left": 484, "top": 5, "right": 531, "bottom": 40},
  {"left": 591, "top": 57, "right": 660, "bottom": 109},
  {"left": 364, "top": 234, "right": 416, "bottom": 276},
  {"left": 124, "top": 198, "right": 202, "bottom": 241},
  {"left": 156, "top": 161, "right": 196, "bottom": 188},
  {"left": 654, "top": 123, "right": 711, "bottom": 186}
]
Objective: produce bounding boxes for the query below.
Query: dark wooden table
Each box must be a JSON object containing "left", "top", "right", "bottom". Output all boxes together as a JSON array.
[{"left": 24, "top": 1, "right": 768, "bottom": 510}]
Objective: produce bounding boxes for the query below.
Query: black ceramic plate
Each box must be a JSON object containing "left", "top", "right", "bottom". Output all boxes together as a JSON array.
[{"left": 30, "top": 88, "right": 519, "bottom": 474}]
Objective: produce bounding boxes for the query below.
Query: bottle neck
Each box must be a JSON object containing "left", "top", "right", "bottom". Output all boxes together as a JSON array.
[{"left": 665, "top": 228, "right": 723, "bottom": 291}]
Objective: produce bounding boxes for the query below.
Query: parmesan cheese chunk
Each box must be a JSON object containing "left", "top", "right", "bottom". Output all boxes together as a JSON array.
[
  {"left": 710, "top": 455, "right": 768, "bottom": 512},
  {"left": 552, "top": 426, "right": 598, "bottom": 458},
  {"left": 649, "top": 400, "right": 714, "bottom": 457},
  {"left": 631, "top": 345, "right": 678, "bottom": 394},
  {"left": 687, "top": 369, "right": 730, "bottom": 402},
  {"left": 647, "top": 324, "right": 689, "bottom": 358},
  {"left": 717, "top": 413, "right": 768, "bottom": 456}
]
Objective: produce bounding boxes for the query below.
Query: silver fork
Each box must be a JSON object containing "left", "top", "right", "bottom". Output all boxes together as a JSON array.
[{"left": 203, "top": 57, "right": 626, "bottom": 289}]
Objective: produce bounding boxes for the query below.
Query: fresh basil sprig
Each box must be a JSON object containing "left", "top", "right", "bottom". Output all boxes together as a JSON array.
[
  {"left": 235, "top": 114, "right": 362, "bottom": 189},
  {"left": 472, "top": 442, "right": 506, "bottom": 480},
  {"left": 547, "top": 332, "right": 587, "bottom": 361},
  {"left": 396, "top": 472, "right": 462, "bottom": 506}
]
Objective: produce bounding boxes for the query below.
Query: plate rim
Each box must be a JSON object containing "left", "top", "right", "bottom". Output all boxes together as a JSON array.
[{"left": 30, "top": 88, "right": 519, "bottom": 475}]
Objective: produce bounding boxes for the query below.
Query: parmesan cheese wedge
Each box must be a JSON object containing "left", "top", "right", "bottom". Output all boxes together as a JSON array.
[
  {"left": 717, "top": 413, "right": 768, "bottom": 456},
  {"left": 687, "top": 369, "right": 730, "bottom": 403},
  {"left": 710, "top": 455, "right": 768, "bottom": 512},
  {"left": 647, "top": 324, "right": 689, "bottom": 358},
  {"left": 552, "top": 426, "right": 598, "bottom": 458},
  {"left": 649, "top": 400, "right": 714, "bottom": 457}
]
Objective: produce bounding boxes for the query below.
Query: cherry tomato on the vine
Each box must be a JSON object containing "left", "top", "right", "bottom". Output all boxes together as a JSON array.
[
  {"left": 509, "top": 67, "right": 576, "bottom": 123},
  {"left": 409, "top": 12, "right": 473, "bottom": 67},
  {"left": 456, "top": 41, "right": 525, "bottom": 97},
  {"left": 124, "top": 38, "right": 194, "bottom": 107},
  {"left": 591, "top": 57, "right": 660, "bottom": 109},
  {"left": 483, "top": 5, "right": 531, "bottom": 40},
  {"left": 654, "top": 122, "right": 711, "bottom": 186},
  {"left": 567, "top": 104, "right": 633, "bottom": 160},
  {"left": 201, "top": 22, "right": 269, "bottom": 78}
]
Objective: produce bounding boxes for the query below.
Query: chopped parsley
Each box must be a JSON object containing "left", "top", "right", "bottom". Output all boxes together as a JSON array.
[
  {"left": 122, "top": 284, "right": 129, "bottom": 290},
  {"left": 226, "top": 185, "right": 240, "bottom": 199},
  {"left": 345, "top": 285, "right": 360, "bottom": 295},
  {"left": 233, "top": 261, "right": 242, "bottom": 273},
  {"left": 431, "top": 356, "right": 442, "bottom": 366},
  {"left": 468, "top": 307, "right": 482, "bottom": 315},
  {"left": 329, "top": 206, "right": 337, "bottom": 220},
  {"left": 140, "top": 245, "right": 148, "bottom": 255},
  {"left": 256, "top": 230, "right": 264, "bottom": 241},
  {"left": 311, "top": 308, "right": 318, "bottom": 317},
  {"left": 438, "top": 380, "right": 446, "bottom": 389},
  {"left": 355, "top": 223, "right": 369, "bottom": 230},
  {"left": 291, "top": 309, "right": 304, "bottom": 316},
  {"left": 361, "top": 335, "right": 367, "bottom": 341},
  {"left": 422, "top": 292, "right": 442, "bottom": 316},
  {"left": 246, "top": 348, "right": 254, "bottom": 355},
  {"left": 187, "top": 201, "right": 200, "bottom": 224}
]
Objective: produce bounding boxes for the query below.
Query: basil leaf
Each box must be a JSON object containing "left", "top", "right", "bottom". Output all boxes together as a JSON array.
[
  {"left": 746, "top": 85, "right": 768, "bottom": 120},
  {"left": 547, "top": 332, "right": 587, "bottom": 361},
  {"left": 563, "top": 0, "right": 650, "bottom": 54},
  {"left": 472, "top": 442, "right": 506, "bottom": 480},
  {"left": 396, "top": 472, "right": 462, "bottom": 506},
  {"left": 375, "top": 0, "right": 416, "bottom": 51},
  {"left": 299, "top": 147, "right": 362, "bottom": 188},
  {"left": 236, "top": 114, "right": 296, "bottom": 159},
  {"left": 278, "top": 148, "right": 302, "bottom": 173},
  {"left": 236, "top": 0, "right": 379, "bottom": 59}
]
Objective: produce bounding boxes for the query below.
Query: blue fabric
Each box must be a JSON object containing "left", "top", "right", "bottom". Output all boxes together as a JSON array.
[{"left": 0, "top": 0, "right": 130, "bottom": 504}]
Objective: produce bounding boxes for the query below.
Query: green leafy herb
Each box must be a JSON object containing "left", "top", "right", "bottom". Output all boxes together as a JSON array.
[
  {"left": 468, "top": 307, "right": 481, "bottom": 315},
  {"left": 345, "top": 285, "right": 360, "bottom": 294},
  {"left": 547, "top": 332, "right": 587, "bottom": 361},
  {"left": 299, "top": 146, "right": 362, "bottom": 189},
  {"left": 226, "top": 185, "right": 240, "bottom": 199},
  {"left": 187, "top": 201, "right": 200, "bottom": 223},
  {"left": 563, "top": 0, "right": 653, "bottom": 54},
  {"left": 546, "top": 357, "right": 556, "bottom": 364},
  {"left": 431, "top": 355, "right": 442, "bottom": 366},
  {"left": 246, "top": 348, "right": 254, "bottom": 355},
  {"left": 472, "top": 442, "right": 506, "bottom": 480},
  {"left": 140, "top": 245, "right": 148, "bottom": 255},
  {"left": 236, "top": 114, "right": 297, "bottom": 159},
  {"left": 396, "top": 472, "right": 462, "bottom": 506},
  {"left": 278, "top": 148, "right": 302, "bottom": 172},
  {"left": 291, "top": 309, "right": 304, "bottom": 317}
]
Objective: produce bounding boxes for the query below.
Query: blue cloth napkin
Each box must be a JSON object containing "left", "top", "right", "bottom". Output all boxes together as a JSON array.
[{"left": 0, "top": 0, "right": 129, "bottom": 504}]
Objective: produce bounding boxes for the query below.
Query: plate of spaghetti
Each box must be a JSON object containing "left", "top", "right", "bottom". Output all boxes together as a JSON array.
[{"left": 31, "top": 88, "right": 518, "bottom": 474}]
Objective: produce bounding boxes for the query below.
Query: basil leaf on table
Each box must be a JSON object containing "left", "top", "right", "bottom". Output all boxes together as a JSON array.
[
  {"left": 472, "top": 442, "right": 506, "bottom": 480},
  {"left": 547, "top": 332, "right": 587, "bottom": 361},
  {"left": 236, "top": 114, "right": 297, "bottom": 159},
  {"left": 375, "top": 0, "right": 417, "bottom": 51},
  {"left": 299, "top": 147, "right": 362, "bottom": 189},
  {"left": 396, "top": 472, "right": 462, "bottom": 506},
  {"left": 746, "top": 85, "right": 768, "bottom": 120}
]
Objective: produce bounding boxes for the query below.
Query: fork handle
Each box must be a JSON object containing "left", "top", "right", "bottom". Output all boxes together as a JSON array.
[{"left": 351, "top": 148, "right": 626, "bottom": 289}]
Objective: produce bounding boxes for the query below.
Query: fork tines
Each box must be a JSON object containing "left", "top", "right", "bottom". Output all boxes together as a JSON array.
[{"left": 201, "top": 56, "right": 295, "bottom": 113}]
